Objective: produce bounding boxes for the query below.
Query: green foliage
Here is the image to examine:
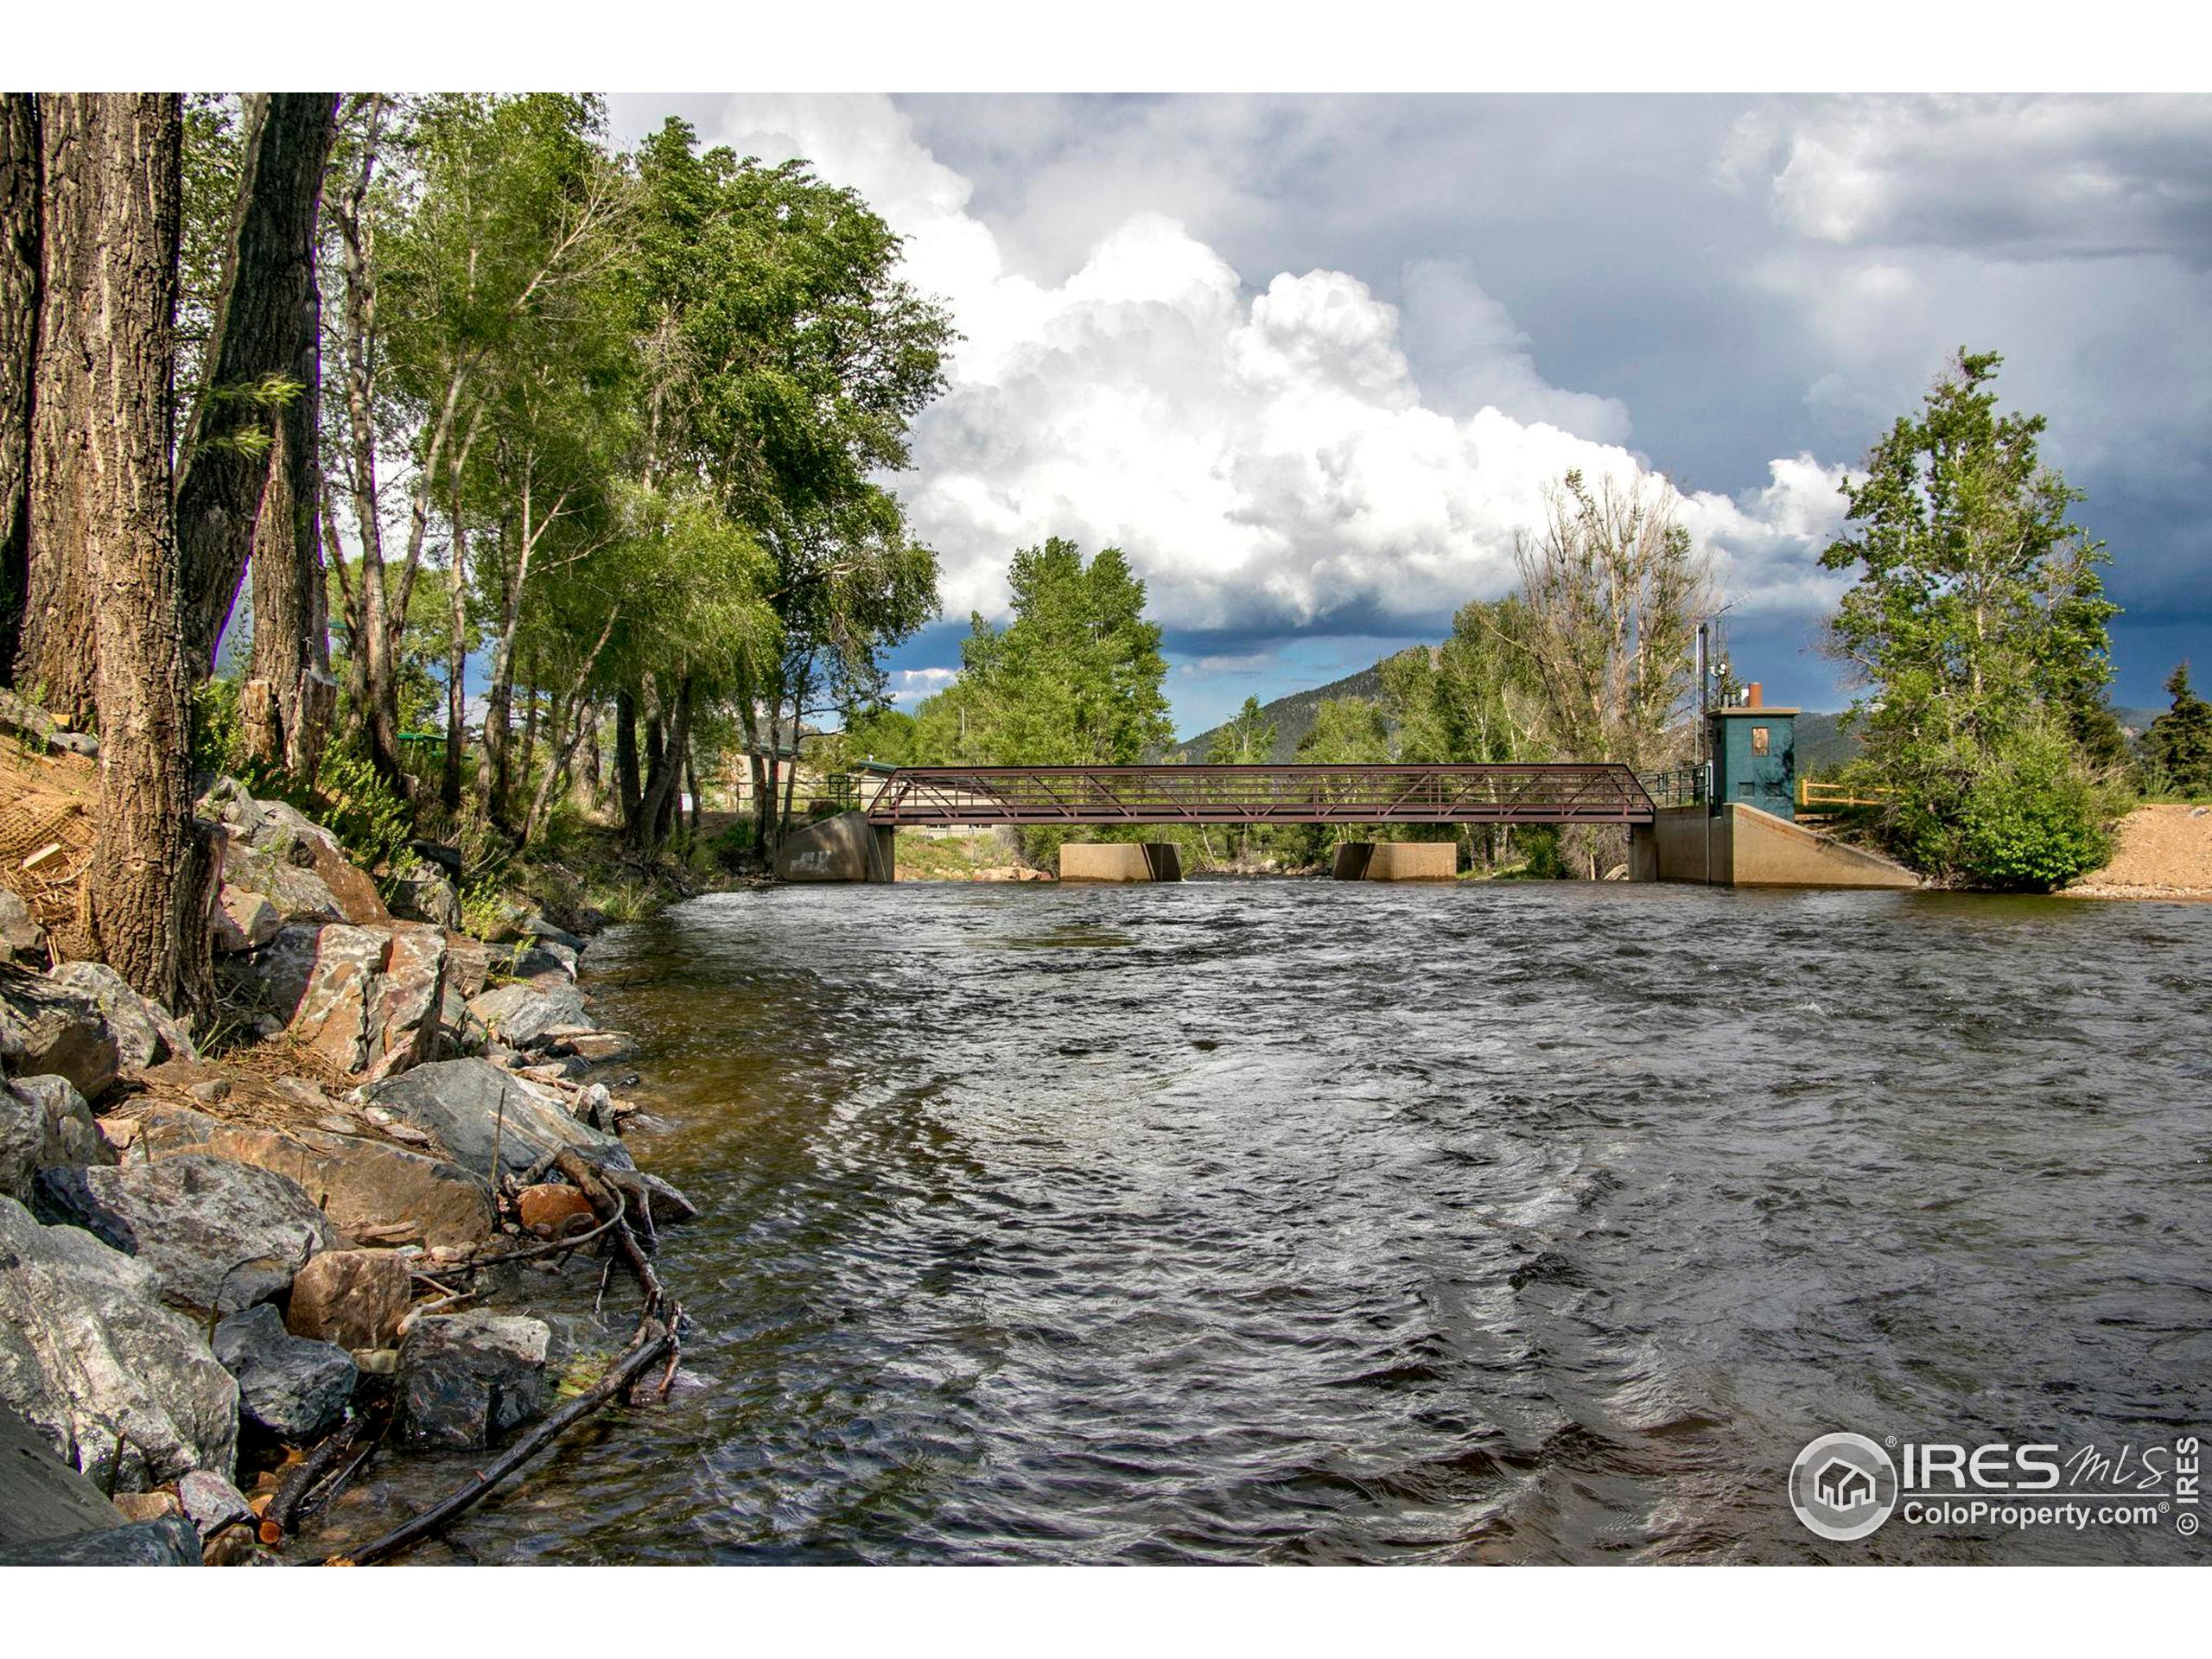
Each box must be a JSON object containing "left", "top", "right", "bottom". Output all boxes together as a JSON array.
[
  {"left": 934, "top": 538, "right": 1173, "bottom": 766},
  {"left": 840, "top": 707, "right": 918, "bottom": 767},
  {"left": 1820, "top": 350, "right": 2123, "bottom": 887},
  {"left": 1381, "top": 598, "right": 1543, "bottom": 766},
  {"left": 195, "top": 677, "right": 415, "bottom": 878},
  {"left": 1207, "top": 697, "right": 1277, "bottom": 766},
  {"left": 706, "top": 819, "right": 755, "bottom": 871},
  {"left": 1296, "top": 697, "right": 1393, "bottom": 764},
  {"left": 1885, "top": 721, "right": 2117, "bottom": 890},
  {"left": 2141, "top": 663, "right": 2212, "bottom": 798}
]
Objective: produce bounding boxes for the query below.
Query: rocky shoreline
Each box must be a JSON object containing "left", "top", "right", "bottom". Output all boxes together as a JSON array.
[{"left": 2, "top": 771, "right": 692, "bottom": 1567}]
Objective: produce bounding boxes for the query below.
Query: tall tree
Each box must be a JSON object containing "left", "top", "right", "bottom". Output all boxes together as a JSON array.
[
  {"left": 626, "top": 122, "right": 950, "bottom": 854},
  {"left": 0, "top": 95, "right": 37, "bottom": 680},
  {"left": 1512, "top": 468, "right": 1708, "bottom": 774},
  {"left": 1207, "top": 695, "right": 1277, "bottom": 865},
  {"left": 1821, "top": 349, "right": 2120, "bottom": 887},
  {"left": 175, "top": 93, "right": 337, "bottom": 675},
  {"left": 31, "top": 96, "right": 200, "bottom": 1002},
  {"left": 951, "top": 538, "right": 1173, "bottom": 766},
  {"left": 2142, "top": 663, "right": 2212, "bottom": 798}
]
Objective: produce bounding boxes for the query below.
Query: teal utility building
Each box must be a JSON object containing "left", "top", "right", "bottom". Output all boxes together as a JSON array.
[{"left": 1709, "top": 686, "right": 1796, "bottom": 821}]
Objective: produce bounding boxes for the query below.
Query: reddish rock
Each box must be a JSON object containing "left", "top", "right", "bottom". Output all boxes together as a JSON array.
[
  {"left": 284, "top": 1248, "right": 412, "bottom": 1351},
  {"left": 516, "top": 1183, "right": 594, "bottom": 1237}
]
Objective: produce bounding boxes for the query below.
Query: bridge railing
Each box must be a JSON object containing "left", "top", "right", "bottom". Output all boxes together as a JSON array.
[{"left": 866, "top": 764, "right": 1656, "bottom": 827}]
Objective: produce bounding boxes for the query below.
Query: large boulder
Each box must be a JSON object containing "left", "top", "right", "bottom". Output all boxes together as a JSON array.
[
  {"left": 222, "top": 922, "right": 448, "bottom": 1080},
  {"left": 390, "top": 866, "right": 461, "bottom": 931},
  {"left": 361, "top": 1058, "right": 633, "bottom": 1179},
  {"left": 0, "top": 1196, "right": 238, "bottom": 1488},
  {"left": 467, "top": 981, "right": 591, "bottom": 1051},
  {"left": 285, "top": 1248, "right": 412, "bottom": 1351},
  {"left": 213, "top": 1303, "right": 356, "bottom": 1444},
  {"left": 207, "top": 781, "right": 391, "bottom": 928},
  {"left": 34, "top": 1153, "right": 335, "bottom": 1315},
  {"left": 132, "top": 1106, "right": 494, "bottom": 1249},
  {"left": 0, "top": 969, "right": 119, "bottom": 1101},
  {"left": 0, "top": 1397, "right": 136, "bottom": 1548},
  {"left": 0, "top": 889, "right": 46, "bottom": 969},
  {"left": 0, "top": 1515, "right": 202, "bottom": 1565},
  {"left": 45, "top": 960, "right": 198, "bottom": 1078},
  {"left": 0, "top": 1075, "right": 104, "bottom": 1202},
  {"left": 397, "top": 1310, "right": 550, "bottom": 1449}
]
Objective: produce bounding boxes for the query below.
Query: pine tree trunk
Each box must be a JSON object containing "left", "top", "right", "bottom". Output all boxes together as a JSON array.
[
  {"left": 0, "top": 94, "right": 37, "bottom": 683},
  {"left": 48, "top": 96, "right": 198, "bottom": 1007},
  {"left": 17, "top": 97, "right": 104, "bottom": 727},
  {"left": 244, "top": 409, "right": 334, "bottom": 774},
  {"left": 175, "top": 93, "right": 336, "bottom": 673}
]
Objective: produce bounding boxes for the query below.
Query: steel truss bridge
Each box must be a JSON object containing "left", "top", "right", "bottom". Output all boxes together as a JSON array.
[{"left": 864, "top": 764, "right": 1657, "bottom": 829}]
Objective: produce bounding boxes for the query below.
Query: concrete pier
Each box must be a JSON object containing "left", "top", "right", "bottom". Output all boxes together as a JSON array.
[
  {"left": 1630, "top": 804, "right": 1918, "bottom": 889},
  {"left": 1331, "top": 842, "right": 1457, "bottom": 881},
  {"left": 1058, "top": 842, "right": 1183, "bottom": 882}
]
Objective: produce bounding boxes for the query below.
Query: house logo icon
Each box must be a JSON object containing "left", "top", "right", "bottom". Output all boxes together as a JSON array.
[{"left": 1789, "top": 1433, "right": 1899, "bottom": 1541}]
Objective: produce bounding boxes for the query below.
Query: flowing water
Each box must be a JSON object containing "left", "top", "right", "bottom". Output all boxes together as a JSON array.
[{"left": 320, "top": 880, "right": 2212, "bottom": 1564}]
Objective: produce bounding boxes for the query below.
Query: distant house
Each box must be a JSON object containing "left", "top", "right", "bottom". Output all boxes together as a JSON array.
[{"left": 1815, "top": 1458, "right": 1875, "bottom": 1510}]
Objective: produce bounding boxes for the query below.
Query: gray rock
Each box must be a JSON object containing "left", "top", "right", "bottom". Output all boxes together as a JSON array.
[
  {"left": 33, "top": 1153, "right": 334, "bottom": 1315},
  {"left": 0, "top": 1075, "right": 103, "bottom": 1200},
  {"left": 362, "top": 1057, "right": 632, "bottom": 1179},
  {"left": 0, "top": 1397, "right": 130, "bottom": 1548},
  {"left": 391, "top": 869, "right": 461, "bottom": 931},
  {"left": 176, "top": 1467, "right": 255, "bottom": 1535},
  {"left": 522, "top": 916, "right": 587, "bottom": 954},
  {"left": 467, "top": 982, "right": 591, "bottom": 1050},
  {"left": 0, "top": 971, "right": 120, "bottom": 1101},
  {"left": 48, "top": 730, "right": 98, "bottom": 759},
  {"left": 130, "top": 1107, "right": 495, "bottom": 1249},
  {"left": 0, "top": 889, "right": 46, "bottom": 969},
  {"left": 0, "top": 1515, "right": 200, "bottom": 1565},
  {"left": 213, "top": 1304, "right": 355, "bottom": 1444},
  {"left": 45, "top": 960, "right": 198, "bottom": 1077},
  {"left": 210, "top": 884, "right": 283, "bottom": 953},
  {"left": 397, "top": 1310, "right": 550, "bottom": 1449},
  {"left": 0, "top": 1195, "right": 239, "bottom": 1488}
]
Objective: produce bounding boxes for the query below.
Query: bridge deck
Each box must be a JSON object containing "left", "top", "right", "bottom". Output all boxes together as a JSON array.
[{"left": 865, "top": 764, "right": 1656, "bottom": 827}]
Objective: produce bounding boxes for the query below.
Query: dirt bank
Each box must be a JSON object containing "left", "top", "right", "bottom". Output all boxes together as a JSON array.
[{"left": 2065, "top": 804, "right": 2212, "bottom": 901}]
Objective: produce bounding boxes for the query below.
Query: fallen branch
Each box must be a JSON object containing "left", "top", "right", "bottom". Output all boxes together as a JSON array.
[{"left": 329, "top": 1314, "right": 675, "bottom": 1567}]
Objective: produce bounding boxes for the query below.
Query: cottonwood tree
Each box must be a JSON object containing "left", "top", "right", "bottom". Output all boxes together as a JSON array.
[
  {"left": 1511, "top": 468, "right": 1708, "bottom": 775},
  {"left": 1821, "top": 349, "right": 2121, "bottom": 887},
  {"left": 949, "top": 538, "right": 1173, "bottom": 767},
  {"left": 624, "top": 121, "right": 950, "bottom": 856},
  {"left": 324, "top": 92, "right": 624, "bottom": 798}
]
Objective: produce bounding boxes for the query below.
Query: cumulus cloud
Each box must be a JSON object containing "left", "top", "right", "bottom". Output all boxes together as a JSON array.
[{"left": 653, "top": 96, "right": 1886, "bottom": 661}]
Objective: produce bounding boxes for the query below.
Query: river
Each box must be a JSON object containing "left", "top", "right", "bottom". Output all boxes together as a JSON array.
[{"left": 327, "top": 880, "right": 2212, "bottom": 1563}]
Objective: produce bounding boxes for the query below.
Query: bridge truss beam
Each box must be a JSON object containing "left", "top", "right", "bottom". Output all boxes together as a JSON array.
[{"left": 864, "top": 764, "right": 1657, "bottom": 828}]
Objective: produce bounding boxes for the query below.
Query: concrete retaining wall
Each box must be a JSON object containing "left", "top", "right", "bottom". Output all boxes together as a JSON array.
[
  {"left": 1058, "top": 842, "right": 1183, "bottom": 882},
  {"left": 775, "top": 811, "right": 894, "bottom": 883},
  {"left": 1632, "top": 804, "right": 1918, "bottom": 889},
  {"left": 1331, "top": 841, "right": 1458, "bottom": 881}
]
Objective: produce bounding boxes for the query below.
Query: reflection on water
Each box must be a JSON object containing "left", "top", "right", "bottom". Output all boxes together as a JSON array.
[{"left": 313, "top": 881, "right": 2212, "bottom": 1563}]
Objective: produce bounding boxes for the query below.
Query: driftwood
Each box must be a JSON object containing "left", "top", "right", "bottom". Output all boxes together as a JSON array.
[
  {"left": 329, "top": 1314, "right": 675, "bottom": 1567},
  {"left": 325, "top": 1157, "right": 687, "bottom": 1566},
  {"left": 266, "top": 1389, "right": 394, "bottom": 1541}
]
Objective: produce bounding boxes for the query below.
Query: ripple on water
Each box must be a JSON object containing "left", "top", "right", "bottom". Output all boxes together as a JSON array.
[{"left": 306, "top": 880, "right": 2212, "bottom": 1564}]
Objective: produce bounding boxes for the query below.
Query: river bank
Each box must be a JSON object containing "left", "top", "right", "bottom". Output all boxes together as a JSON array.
[{"left": 1, "top": 728, "right": 701, "bottom": 1565}]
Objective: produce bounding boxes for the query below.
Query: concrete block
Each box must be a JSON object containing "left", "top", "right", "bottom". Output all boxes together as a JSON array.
[
  {"left": 1058, "top": 842, "right": 1181, "bottom": 882},
  {"left": 775, "top": 811, "right": 893, "bottom": 883},
  {"left": 1332, "top": 841, "right": 1456, "bottom": 881}
]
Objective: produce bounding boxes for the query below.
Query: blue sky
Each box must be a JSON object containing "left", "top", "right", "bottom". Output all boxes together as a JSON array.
[{"left": 608, "top": 92, "right": 2212, "bottom": 735}]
